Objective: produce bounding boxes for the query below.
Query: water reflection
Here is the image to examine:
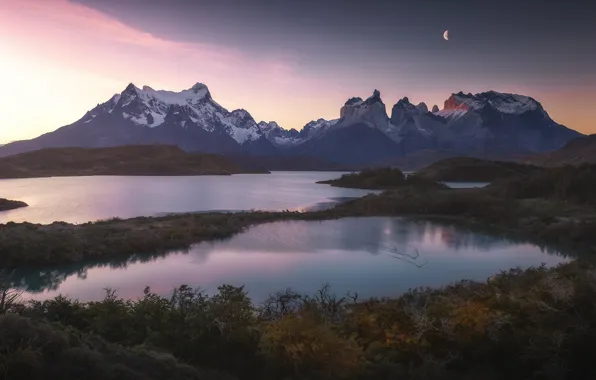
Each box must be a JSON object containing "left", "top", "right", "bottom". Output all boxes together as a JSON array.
[
  {"left": 0, "top": 172, "right": 376, "bottom": 224},
  {"left": 13, "top": 217, "right": 569, "bottom": 302}
]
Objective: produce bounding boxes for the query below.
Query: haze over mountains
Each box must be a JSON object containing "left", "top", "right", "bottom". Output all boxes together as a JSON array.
[{"left": 0, "top": 82, "right": 582, "bottom": 165}]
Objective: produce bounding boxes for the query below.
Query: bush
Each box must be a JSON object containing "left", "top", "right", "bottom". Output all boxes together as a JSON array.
[{"left": 8, "top": 261, "right": 596, "bottom": 379}]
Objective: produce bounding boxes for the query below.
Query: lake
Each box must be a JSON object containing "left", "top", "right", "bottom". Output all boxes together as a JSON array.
[
  {"left": 14, "top": 217, "right": 568, "bottom": 303},
  {"left": 0, "top": 171, "right": 375, "bottom": 224},
  {"left": 1, "top": 172, "right": 566, "bottom": 303}
]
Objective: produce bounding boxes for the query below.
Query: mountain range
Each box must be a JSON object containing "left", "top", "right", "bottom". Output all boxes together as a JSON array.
[{"left": 0, "top": 82, "right": 582, "bottom": 165}]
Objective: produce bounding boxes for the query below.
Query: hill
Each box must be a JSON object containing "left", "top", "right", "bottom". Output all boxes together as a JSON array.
[
  {"left": 416, "top": 157, "right": 544, "bottom": 182},
  {"left": 0, "top": 145, "right": 260, "bottom": 179},
  {"left": 527, "top": 134, "right": 596, "bottom": 166},
  {"left": 317, "top": 167, "right": 446, "bottom": 190},
  {"left": 488, "top": 164, "right": 596, "bottom": 205}
]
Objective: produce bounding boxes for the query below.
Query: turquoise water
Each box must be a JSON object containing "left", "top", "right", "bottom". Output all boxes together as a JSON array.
[{"left": 15, "top": 217, "right": 568, "bottom": 303}]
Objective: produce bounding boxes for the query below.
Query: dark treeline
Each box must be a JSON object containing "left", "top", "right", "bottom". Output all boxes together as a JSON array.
[
  {"left": 488, "top": 164, "right": 596, "bottom": 205},
  {"left": 2, "top": 261, "right": 596, "bottom": 379},
  {"left": 317, "top": 167, "right": 447, "bottom": 190}
]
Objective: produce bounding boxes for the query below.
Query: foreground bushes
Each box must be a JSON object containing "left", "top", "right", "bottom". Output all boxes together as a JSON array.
[
  {"left": 0, "top": 314, "right": 233, "bottom": 380},
  {"left": 5, "top": 261, "right": 596, "bottom": 379}
]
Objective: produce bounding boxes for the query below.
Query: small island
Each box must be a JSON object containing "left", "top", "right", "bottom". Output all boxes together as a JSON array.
[
  {"left": 0, "top": 145, "right": 267, "bottom": 179},
  {"left": 415, "top": 157, "right": 544, "bottom": 182},
  {"left": 0, "top": 198, "right": 28, "bottom": 212},
  {"left": 317, "top": 167, "right": 447, "bottom": 190}
]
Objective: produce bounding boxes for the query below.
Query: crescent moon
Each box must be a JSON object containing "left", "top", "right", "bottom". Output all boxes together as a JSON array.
[{"left": 443, "top": 30, "right": 449, "bottom": 41}]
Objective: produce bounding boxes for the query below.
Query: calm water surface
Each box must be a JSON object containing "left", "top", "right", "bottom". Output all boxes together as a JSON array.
[
  {"left": 14, "top": 217, "right": 568, "bottom": 303},
  {"left": 0, "top": 172, "right": 375, "bottom": 224}
]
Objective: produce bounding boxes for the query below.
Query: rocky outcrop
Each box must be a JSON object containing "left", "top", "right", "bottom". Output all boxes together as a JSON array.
[{"left": 338, "top": 90, "right": 389, "bottom": 131}]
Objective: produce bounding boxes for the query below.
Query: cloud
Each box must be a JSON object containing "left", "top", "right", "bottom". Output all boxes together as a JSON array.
[
  {"left": 3, "top": 0, "right": 316, "bottom": 86},
  {"left": 1, "top": 0, "right": 347, "bottom": 137}
]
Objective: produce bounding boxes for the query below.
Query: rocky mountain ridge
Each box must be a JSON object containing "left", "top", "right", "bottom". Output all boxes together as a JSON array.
[{"left": 0, "top": 82, "right": 582, "bottom": 165}]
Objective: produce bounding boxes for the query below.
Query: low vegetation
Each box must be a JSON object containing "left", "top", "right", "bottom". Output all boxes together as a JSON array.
[
  {"left": 527, "top": 134, "right": 596, "bottom": 167},
  {"left": 2, "top": 159, "right": 596, "bottom": 379},
  {"left": 0, "top": 314, "right": 233, "bottom": 380},
  {"left": 0, "top": 211, "right": 338, "bottom": 268},
  {"left": 0, "top": 198, "right": 28, "bottom": 212},
  {"left": 338, "top": 187, "right": 596, "bottom": 250},
  {"left": 317, "top": 167, "right": 447, "bottom": 190},
  {"left": 488, "top": 164, "right": 596, "bottom": 205},
  {"left": 3, "top": 261, "right": 596, "bottom": 379},
  {"left": 0, "top": 145, "right": 265, "bottom": 178},
  {"left": 415, "top": 157, "right": 544, "bottom": 182}
]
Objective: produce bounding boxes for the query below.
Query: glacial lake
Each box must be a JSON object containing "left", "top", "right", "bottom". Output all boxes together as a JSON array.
[
  {"left": 0, "top": 171, "right": 376, "bottom": 224},
  {"left": 2, "top": 172, "right": 559, "bottom": 303},
  {"left": 12, "top": 217, "right": 568, "bottom": 303}
]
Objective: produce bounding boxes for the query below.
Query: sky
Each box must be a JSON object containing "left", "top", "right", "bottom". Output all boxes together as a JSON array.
[{"left": 1, "top": 0, "right": 595, "bottom": 142}]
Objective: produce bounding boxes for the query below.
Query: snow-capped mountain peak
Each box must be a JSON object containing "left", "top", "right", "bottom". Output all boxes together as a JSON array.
[
  {"left": 190, "top": 82, "right": 209, "bottom": 94},
  {"left": 441, "top": 91, "right": 540, "bottom": 114},
  {"left": 0, "top": 81, "right": 582, "bottom": 164}
]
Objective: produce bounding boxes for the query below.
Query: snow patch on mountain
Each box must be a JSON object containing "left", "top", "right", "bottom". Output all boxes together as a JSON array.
[
  {"left": 122, "top": 83, "right": 212, "bottom": 128},
  {"left": 72, "top": 82, "right": 576, "bottom": 157},
  {"left": 435, "top": 108, "right": 469, "bottom": 121},
  {"left": 442, "top": 91, "right": 541, "bottom": 115},
  {"left": 300, "top": 118, "right": 339, "bottom": 139},
  {"left": 485, "top": 93, "right": 539, "bottom": 114}
]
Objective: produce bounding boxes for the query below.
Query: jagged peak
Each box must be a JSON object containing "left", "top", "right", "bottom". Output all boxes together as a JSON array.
[
  {"left": 344, "top": 97, "right": 363, "bottom": 106},
  {"left": 189, "top": 82, "right": 209, "bottom": 94},
  {"left": 364, "top": 89, "right": 384, "bottom": 106},
  {"left": 394, "top": 96, "right": 412, "bottom": 106},
  {"left": 416, "top": 102, "right": 429, "bottom": 113},
  {"left": 257, "top": 121, "right": 282, "bottom": 132},
  {"left": 231, "top": 108, "right": 251, "bottom": 116},
  {"left": 123, "top": 83, "right": 139, "bottom": 93},
  {"left": 432, "top": 105, "right": 439, "bottom": 113}
]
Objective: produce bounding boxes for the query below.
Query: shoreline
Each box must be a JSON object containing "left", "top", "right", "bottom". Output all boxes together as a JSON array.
[
  {"left": 1, "top": 187, "right": 595, "bottom": 269},
  {"left": 0, "top": 170, "right": 271, "bottom": 180},
  {"left": 0, "top": 198, "right": 28, "bottom": 212}
]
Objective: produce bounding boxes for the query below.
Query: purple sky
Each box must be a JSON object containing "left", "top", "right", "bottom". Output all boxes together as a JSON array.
[{"left": 1, "top": 0, "right": 594, "bottom": 142}]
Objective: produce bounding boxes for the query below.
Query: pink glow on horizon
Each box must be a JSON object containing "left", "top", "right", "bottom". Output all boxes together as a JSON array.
[
  {"left": 0, "top": 0, "right": 348, "bottom": 141},
  {"left": 1, "top": 0, "right": 593, "bottom": 142}
]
